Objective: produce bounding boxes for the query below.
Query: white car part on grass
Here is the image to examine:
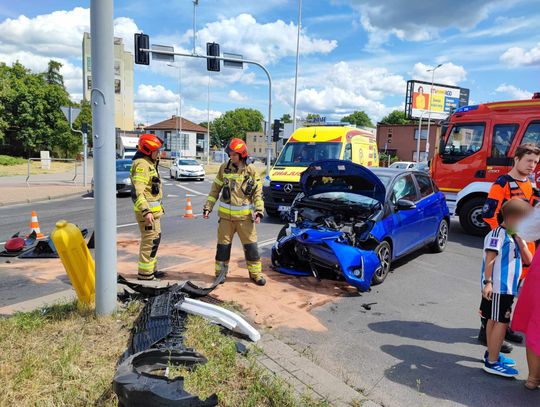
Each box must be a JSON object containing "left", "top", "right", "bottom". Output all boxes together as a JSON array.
[{"left": 176, "top": 298, "right": 261, "bottom": 342}]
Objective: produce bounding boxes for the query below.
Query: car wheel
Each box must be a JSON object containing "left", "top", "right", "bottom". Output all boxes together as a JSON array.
[
  {"left": 265, "top": 207, "right": 279, "bottom": 217},
  {"left": 459, "top": 197, "right": 489, "bottom": 236},
  {"left": 372, "top": 241, "right": 392, "bottom": 285},
  {"left": 169, "top": 170, "right": 174, "bottom": 179},
  {"left": 430, "top": 219, "right": 449, "bottom": 253}
]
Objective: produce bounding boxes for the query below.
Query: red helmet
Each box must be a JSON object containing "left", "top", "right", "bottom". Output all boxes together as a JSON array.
[
  {"left": 226, "top": 138, "right": 248, "bottom": 159},
  {"left": 138, "top": 134, "right": 162, "bottom": 155}
]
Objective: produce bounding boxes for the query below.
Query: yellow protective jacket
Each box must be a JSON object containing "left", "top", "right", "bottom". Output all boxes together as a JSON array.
[
  {"left": 130, "top": 154, "right": 163, "bottom": 217},
  {"left": 204, "top": 160, "right": 264, "bottom": 221}
]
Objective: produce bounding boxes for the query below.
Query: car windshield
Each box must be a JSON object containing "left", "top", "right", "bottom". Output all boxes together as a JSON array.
[
  {"left": 177, "top": 159, "right": 199, "bottom": 166},
  {"left": 390, "top": 163, "right": 412, "bottom": 169},
  {"left": 276, "top": 142, "right": 343, "bottom": 167},
  {"left": 116, "top": 161, "right": 132, "bottom": 172},
  {"left": 309, "top": 191, "right": 380, "bottom": 210}
]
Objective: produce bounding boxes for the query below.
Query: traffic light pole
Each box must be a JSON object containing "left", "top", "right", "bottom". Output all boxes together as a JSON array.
[
  {"left": 140, "top": 48, "right": 273, "bottom": 174},
  {"left": 91, "top": 0, "right": 117, "bottom": 315}
]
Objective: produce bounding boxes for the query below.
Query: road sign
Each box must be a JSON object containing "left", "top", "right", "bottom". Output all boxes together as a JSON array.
[
  {"left": 61, "top": 106, "right": 81, "bottom": 125},
  {"left": 223, "top": 52, "right": 243, "bottom": 69},
  {"left": 151, "top": 44, "right": 175, "bottom": 62}
]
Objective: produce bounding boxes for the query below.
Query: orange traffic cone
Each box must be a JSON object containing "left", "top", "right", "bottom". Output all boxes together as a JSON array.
[
  {"left": 29, "top": 210, "right": 45, "bottom": 238},
  {"left": 183, "top": 197, "right": 196, "bottom": 218}
]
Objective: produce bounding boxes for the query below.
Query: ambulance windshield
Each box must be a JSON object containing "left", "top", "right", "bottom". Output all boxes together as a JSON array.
[{"left": 275, "top": 142, "right": 343, "bottom": 167}]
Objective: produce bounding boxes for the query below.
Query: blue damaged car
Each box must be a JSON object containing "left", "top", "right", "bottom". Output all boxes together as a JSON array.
[{"left": 271, "top": 160, "right": 450, "bottom": 291}]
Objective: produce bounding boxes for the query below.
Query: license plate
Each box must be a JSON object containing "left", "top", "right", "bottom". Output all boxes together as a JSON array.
[{"left": 278, "top": 205, "right": 291, "bottom": 212}]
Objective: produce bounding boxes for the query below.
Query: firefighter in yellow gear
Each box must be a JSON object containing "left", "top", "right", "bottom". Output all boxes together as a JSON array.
[
  {"left": 130, "top": 133, "right": 166, "bottom": 280},
  {"left": 203, "top": 138, "right": 266, "bottom": 286}
]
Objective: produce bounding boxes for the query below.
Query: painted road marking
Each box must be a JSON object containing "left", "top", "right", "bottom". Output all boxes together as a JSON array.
[
  {"left": 83, "top": 197, "right": 94, "bottom": 200},
  {"left": 167, "top": 194, "right": 179, "bottom": 198},
  {"left": 176, "top": 184, "right": 206, "bottom": 196}
]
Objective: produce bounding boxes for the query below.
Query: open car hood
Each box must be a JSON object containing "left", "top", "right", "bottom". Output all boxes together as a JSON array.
[{"left": 300, "top": 160, "right": 386, "bottom": 204}]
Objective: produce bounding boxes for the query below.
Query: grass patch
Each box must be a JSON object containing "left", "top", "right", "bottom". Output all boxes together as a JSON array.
[
  {"left": 0, "top": 159, "right": 78, "bottom": 177},
  {"left": 0, "top": 155, "right": 26, "bottom": 166},
  {"left": 0, "top": 301, "right": 140, "bottom": 407}
]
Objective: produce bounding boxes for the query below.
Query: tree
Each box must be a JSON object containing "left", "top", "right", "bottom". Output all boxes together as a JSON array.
[
  {"left": 305, "top": 113, "right": 320, "bottom": 121},
  {"left": 380, "top": 110, "right": 411, "bottom": 125},
  {"left": 280, "top": 113, "right": 292, "bottom": 123},
  {"left": 45, "top": 60, "right": 64, "bottom": 89},
  {"left": 340, "top": 111, "right": 373, "bottom": 127},
  {"left": 210, "top": 108, "right": 263, "bottom": 147}
]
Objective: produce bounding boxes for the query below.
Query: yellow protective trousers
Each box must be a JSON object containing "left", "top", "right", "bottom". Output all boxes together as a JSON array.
[
  {"left": 215, "top": 218, "right": 263, "bottom": 278},
  {"left": 135, "top": 211, "right": 161, "bottom": 279}
]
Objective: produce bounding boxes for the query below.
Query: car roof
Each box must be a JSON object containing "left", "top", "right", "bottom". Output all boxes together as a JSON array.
[{"left": 371, "top": 167, "right": 430, "bottom": 179}]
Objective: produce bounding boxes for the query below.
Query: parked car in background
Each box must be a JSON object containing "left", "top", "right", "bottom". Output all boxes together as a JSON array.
[
  {"left": 272, "top": 160, "right": 450, "bottom": 291},
  {"left": 91, "top": 159, "right": 132, "bottom": 196},
  {"left": 170, "top": 158, "right": 205, "bottom": 181},
  {"left": 389, "top": 161, "right": 416, "bottom": 169}
]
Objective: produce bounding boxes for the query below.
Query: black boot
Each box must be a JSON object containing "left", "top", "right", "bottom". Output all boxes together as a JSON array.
[
  {"left": 154, "top": 270, "right": 167, "bottom": 279},
  {"left": 505, "top": 327, "right": 524, "bottom": 343}
]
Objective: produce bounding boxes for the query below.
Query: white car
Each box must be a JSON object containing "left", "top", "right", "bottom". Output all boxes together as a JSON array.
[{"left": 170, "top": 158, "right": 205, "bottom": 181}]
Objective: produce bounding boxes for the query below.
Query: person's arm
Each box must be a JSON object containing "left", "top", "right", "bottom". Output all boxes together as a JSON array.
[
  {"left": 482, "top": 178, "right": 507, "bottom": 230},
  {"left": 252, "top": 169, "right": 264, "bottom": 223},
  {"left": 515, "top": 235, "right": 534, "bottom": 266},
  {"left": 203, "top": 165, "right": 224, "bottom": 217},
  {"left": 483, "top": 250, "right": 498, "bottom": 300},
  {"left": 131, "top": 161, "right": 151, "bottom": 215}
]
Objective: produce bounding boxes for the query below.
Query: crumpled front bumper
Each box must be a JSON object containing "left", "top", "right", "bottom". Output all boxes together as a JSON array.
[{"left": 271, "top": 227, "right": 381, "bottom": 291}]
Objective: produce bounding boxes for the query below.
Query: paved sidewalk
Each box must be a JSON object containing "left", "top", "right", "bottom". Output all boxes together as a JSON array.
[{"left": 0, "top": 160, "right": 92, "bottom": 206}]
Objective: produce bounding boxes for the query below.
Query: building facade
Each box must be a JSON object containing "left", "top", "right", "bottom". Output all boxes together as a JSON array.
[
  {"left": 246, "top": 131, "right": 276, "bottom": 159},
  {"left": 376, "top": 123, "right": 440, "bottom": 162},
  {"left": 145, "top": 116, "right": 208, "bottom": 159},
  {"left": 82, "top": 32, "right": 134, "bottom": 131}
]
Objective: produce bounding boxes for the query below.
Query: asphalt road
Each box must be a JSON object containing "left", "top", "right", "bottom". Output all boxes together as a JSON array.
[{"left": 0, "top": 169, "right": 538, "bottom": 406}]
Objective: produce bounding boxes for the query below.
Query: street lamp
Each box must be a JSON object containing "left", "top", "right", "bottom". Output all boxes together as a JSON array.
[
  {"left": 167, "top": 63, "right": 182, "bottom": 157},
  {"left": 416, "top": 109, "right": 428, "bottom": 163},
  {"left": 292, "top": 0, "right": 302, "bottom": 131},
  {"left": 425, "top": 63, "right": 443, "bottom": 160}
]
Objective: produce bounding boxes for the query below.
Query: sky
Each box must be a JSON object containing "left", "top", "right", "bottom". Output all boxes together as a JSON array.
[{"left": 0, "top": 0, "right": 539, "bottom": 126}]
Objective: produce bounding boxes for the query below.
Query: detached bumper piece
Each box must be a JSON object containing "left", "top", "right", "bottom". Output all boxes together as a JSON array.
[
  {"left": 114, "top": 349, "right": 218, "bottom": 407},
  {"left": 271, "top": 228, "right": 381, "bottom": 292}
]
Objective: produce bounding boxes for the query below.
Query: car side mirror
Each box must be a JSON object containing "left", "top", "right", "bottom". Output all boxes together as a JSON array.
[{"left": 396, "top": 199, "right": 416, "bottom": 211}]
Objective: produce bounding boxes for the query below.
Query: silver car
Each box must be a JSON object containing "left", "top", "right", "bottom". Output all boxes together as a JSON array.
[
  {"left": 91, "top": 159, "right": 133, "bottom": 196},
  {"left": 169, "top": 158, "right": 205, "bottom": 181}
]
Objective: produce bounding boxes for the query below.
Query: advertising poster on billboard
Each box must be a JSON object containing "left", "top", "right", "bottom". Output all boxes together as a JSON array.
[{"left": 406, "top": 80, "right": 469, "bottom": 120}]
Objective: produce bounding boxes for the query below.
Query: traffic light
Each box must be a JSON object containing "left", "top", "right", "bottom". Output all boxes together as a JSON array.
[
  {"left": 134, "top": 33, "right": 150, "bottom": 65},
  {"left": 206, "top": 42, "right": 220, "bottom": 72},
  {"left": 273, "top": 119, "right": 282, "bottom": 142}
]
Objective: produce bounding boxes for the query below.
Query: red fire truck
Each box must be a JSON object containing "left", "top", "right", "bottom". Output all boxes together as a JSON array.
[{"left": 431, "top": 94, "right": 540, "bottom": 235}]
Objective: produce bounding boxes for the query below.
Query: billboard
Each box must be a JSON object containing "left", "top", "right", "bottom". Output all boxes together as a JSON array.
[{"left": 405, "top": 80, "right": 469, "bottom": 120}]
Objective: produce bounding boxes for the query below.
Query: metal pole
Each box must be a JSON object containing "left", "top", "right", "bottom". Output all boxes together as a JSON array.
[
  {"left": 292, "top": 0, "right": 302, "bottom": 131},
  {"left": 192, "top": 0, "right": 198, "bottom": 55},
  {"left": 83, "top": 132, "right": 88, "bottom": 188},
  {"left": 91, "top": 0, "right": 116, "bottom": 315},
  {"left": 426, "top": 64, "right": 442, "bottom": 160},
  {"left": 142, "top": 49, "right": 273, "bottom": 172},
  {"left": 416, "top": 110, "right": 426, "bottom": 163},
  {"left": 207, "top": 76, "right": 210, "bottom": 165}
]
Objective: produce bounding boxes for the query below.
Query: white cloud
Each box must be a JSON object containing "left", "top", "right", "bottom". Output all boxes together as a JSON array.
[
  {"left": 411, "top": 62, "right": 467, "bottom": 86},
  {"left": 350, "top": 0, "right": 508, "bottom": 48},
  {"left": 276, "top": 61, "right": 406, "bottom": 121},
  {"left": 0, "top": 7, "right": 140, "bottom": 101},
  {"left": 133, "top": 84, "right": 221, "bottom": 125},
  {"left": 228, "top": 90, "right": 247, "bottom": 102},
  {"left": 500, "top": 42, "right": 540, "bottom": 66},
  {"left": 495, "top": 84, "right": 532, "bottom": 100},
  {"left": 191, "top": 13, "right": 337, "bottom": 65}
]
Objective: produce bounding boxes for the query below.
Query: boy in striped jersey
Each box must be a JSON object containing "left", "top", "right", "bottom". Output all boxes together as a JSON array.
[{"left": 480, "top": 199, "right": 533, "bottom": 377}]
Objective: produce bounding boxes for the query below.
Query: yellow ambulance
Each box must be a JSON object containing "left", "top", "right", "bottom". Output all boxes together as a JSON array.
[{"left": 262, "top": 125, "right": 379, "bottom": 216}]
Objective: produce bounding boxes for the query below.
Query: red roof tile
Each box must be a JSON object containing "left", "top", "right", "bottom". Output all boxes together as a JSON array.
[{"left": 144, "top": 116, "right": 208, "bottom": 132}]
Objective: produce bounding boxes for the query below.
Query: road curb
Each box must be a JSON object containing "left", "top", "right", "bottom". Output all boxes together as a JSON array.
[
  {"left": 256, "top": 333, "right": 382, "bottom": 406},
  {"left": 0, "top": 190, "right": 90, "bottom": 208},
  {"left": 0, "top": 289, "right": 76, "bottom": 316}
]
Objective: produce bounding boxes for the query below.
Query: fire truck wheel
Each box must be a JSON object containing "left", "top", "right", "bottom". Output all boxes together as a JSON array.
[{"left": 459, "top": 197, "right": 490, "bottom": 236}]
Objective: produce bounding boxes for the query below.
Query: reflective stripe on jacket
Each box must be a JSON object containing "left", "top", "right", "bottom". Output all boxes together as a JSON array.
[{"left": 204, "top": 160, "right": 264, "bottom": 221}]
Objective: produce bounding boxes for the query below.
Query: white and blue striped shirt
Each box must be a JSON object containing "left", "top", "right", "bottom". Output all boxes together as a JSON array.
[{"left": 481, "top": 226, "right": 522, "bottom": 295}]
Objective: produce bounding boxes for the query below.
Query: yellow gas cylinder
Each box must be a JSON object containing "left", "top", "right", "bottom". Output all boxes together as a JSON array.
[{"left": 51, "top": 220, "right": 95, "bottom": 305}]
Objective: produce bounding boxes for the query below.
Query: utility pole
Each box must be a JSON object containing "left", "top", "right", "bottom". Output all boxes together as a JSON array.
[
  {"left": 167, "top": 63, "right": 182, "bottom": 157},
  {"left": 292, "top": 0, "right": 302, "bottom": 131},
  {"left": 192, "top": 0, "right": 199, "bottom": 55},
  {"left": 425, "top": 63, "right": 443, "bottom": 160},
  {"left": 207, "top": 75, "right": 211, "bottom": 164},
  {"left": 90, "top": 0, "right": 117, "bottom": 315}
]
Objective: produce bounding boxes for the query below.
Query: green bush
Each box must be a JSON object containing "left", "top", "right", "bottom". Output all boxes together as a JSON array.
[{"left": 0, "top": 155, "right": 26, "bottom": 166}]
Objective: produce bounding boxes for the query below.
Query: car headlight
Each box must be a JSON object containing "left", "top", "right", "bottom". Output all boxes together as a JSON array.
[
  {"left": 123, "top": 177, "right": 131, "bottom": 185},
  {"left": 263, "top": 175, "right": 271, "bottom": 187}
]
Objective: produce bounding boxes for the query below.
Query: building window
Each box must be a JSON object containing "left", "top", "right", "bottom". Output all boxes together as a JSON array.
[
  {"left": 414, "top": 129, "right": 428, "bottom": 140},
  {"left": 164, "top": 131, "right": 171, "bottom": 151},
  {"left": 412, "top": 151, "right": 428, "bottom": 162},
  {"left": 86, "top": 57, "right": 92, "bottom": 72},
  {"left": 115, "top": 79, "right": 121, "bottom": 94},
  {"left": 87, "top": 76, "right": 92, "bottom": 90}
]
